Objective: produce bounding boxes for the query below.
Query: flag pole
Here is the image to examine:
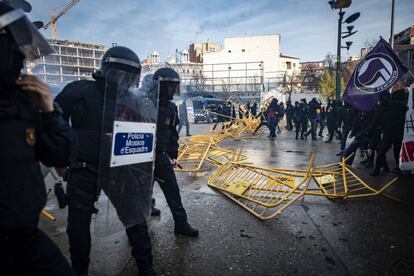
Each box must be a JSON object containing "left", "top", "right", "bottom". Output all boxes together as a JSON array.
[{"left": 390, "top": 0, "right": 395, "bottom": 49}]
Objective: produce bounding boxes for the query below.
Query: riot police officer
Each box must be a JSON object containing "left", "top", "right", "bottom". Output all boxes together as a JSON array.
[
  {"left": 0, "top": 3, "right": 75, "bottom": 275},
  {"left": 56, "top": 46, "right": 157, "bottom": 275},
  {"left": 151, "top": 67, "right": 199, "bottom": 237}
]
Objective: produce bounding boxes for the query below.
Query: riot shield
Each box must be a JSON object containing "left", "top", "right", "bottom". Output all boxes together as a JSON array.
[{"left": 95, "top": 68, "right": 159, "bottom": 238}]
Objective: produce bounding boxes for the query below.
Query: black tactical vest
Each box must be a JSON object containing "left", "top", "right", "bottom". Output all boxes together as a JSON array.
[
  {"left": 0, "top": 91, "right": 45, "bottom": 229},
  {"left": 156, "top": 101, "right": 177, "bottom": 153},
  {"left": 56, "top": 80, "right": 103, "bottom": 164}
]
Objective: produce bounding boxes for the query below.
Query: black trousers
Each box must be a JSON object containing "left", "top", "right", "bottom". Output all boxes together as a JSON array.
[
  {"left": 254, "top": 121, "right": 269, "bottom": 133},
  {"left": 154, "top": 155, "right": 188, "bottom": 225},
  {"left": 1, "top": 227, "right": 74, "bottom": 276},
  {"left": 375, "top": 132, "right": 404, "bottom": 169},
  {"left": 66, "top": 167, "right": 153, "bottom": 275},
  {"left": 268, "top": 118, "right": 278, "bottom": 138},
  {"left": 286, "top": 116, "right": 293, "bottom": 130},
  {"left": 295, "top": 119, "right": 308, "bottom": 138},
  {"left": 305, "top": 119, "right": 317, "bottom": 139},
  {"left": 340, "top": 126, "right": 352, "bottom": 151},
  {"left": 177, "top": 119, "right": 190, "bottom": 136},
  {"left": 326, "top": 120, "right": 337, "bottom": 141},
  {"left": 318, "top": 119, "right": 326, "bottom": 136}
]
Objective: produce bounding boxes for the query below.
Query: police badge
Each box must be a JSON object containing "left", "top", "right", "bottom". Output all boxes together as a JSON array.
[{"left": 26, "top": 128, "right": 36, "bottom": 146}]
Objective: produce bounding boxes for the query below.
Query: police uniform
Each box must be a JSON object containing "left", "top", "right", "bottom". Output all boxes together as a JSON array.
[
  {"left": 154, "top": 100, "right": 188, "bottom": 224},
  {"left": 0, "top": 4, "right": 75, "bottom": 275},
  {"left": 152, "top": 68, "right": 198, "bottom": 237},
  {"left": 56, "top": 46, "right": 156, "bottom": 276}
]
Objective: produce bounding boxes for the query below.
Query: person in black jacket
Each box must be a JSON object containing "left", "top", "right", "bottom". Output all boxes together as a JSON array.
[
  {"left": 0, "top": 4, "right": 75, "bottom": 275},
  {"left": 285, "top": 101, "right": 294, "bottom": 131},
  {"left": 341, "top": 110, "right": 375, "bottom": 166},
  {"left": 295, "top": 99, "right": 309, "bottom": 140},
  {"left": 318, "top": 101, "right": 326, "bottom": 137},
  {"left": 151, "top": 68, "right": 199, "bottom": 237},
  {"left": 266, "top": 98, "right": 281, "bottom": 139},
  {"left": 277, "top": 102, "right": 285, "bottom": 133},
  {"left": 304, "top": 98, "right": 320, "bottom": 140},
  {"left": 370, "top": 90, "right": 408, "bottom": 176},
  {"left": 325, "top": 99, "right": 341, "bottom": 143},
  {"left": 338, "top": 101, "right": 357, "bottom": 154},
  {"left": 56, "top": 46, "right": 157, "bottom": 276},
  {"left": 251, "top": 102, "right": 258, "bottom": 116}
]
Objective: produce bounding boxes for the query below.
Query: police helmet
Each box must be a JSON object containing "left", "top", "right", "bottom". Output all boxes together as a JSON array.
[
  {"left": 95, "top": 46, "right": 141, "bottom": 79},
  {"left": 0, "top": 3, "right": 53, "bottom": 74},
  {"left": 153, "top": 67, "right": 180, "bottom": 100}
]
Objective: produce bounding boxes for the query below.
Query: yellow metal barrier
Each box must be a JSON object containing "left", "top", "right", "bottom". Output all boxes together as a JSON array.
[
  {"left": 207, "top": 153, "right": 399, "bottom": 220},
  {"left": 41, "top": 210, "right": 56, "bottom": 222},
  {"left": 208, "top": 153, "right": 316, "bottom": 220}
]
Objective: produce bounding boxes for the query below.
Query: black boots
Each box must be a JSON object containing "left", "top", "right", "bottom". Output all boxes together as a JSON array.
[
  {"left": 151, "top": 198, "right": 161, "bottom": 217},
  {"left": 126, "top": 224, "right": 157, "bottom": 276},
  {"left": 370, "top": 165, "right": 389, "bottom": 176},
  {"left": 174, "top": 222, "right": 199, "bottom": 237}
]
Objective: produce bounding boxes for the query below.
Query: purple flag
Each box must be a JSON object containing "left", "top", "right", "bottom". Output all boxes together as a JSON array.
[{"left": 343, "top": 38, "right": 408, "bottom": 112}]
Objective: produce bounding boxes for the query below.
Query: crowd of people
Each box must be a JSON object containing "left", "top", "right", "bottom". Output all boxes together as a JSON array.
[{"left": 247, "top": 92, "right": 408, "bottom": 176}]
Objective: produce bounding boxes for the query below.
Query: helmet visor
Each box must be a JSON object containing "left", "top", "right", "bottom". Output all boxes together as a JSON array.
[
  {"left": 160, "top": 80, "right": 180, "bottom": 97},
  {"left": 0, "top": 9, "right": 54, "bottom": 59}
]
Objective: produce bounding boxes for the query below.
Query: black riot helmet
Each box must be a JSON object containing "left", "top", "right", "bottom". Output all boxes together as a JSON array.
[
  {"left": 0, "top": 3, "right": 53, "bottom": 86},
  {"left": 153, "top": 67, "right": 180, "bottom": 100},
  {"left": 94, "top": 46, "right": 141, "bottom": 82}
]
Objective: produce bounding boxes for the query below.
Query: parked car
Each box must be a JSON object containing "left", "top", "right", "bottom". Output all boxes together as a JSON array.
[{"left": 189, "top": 97, "right": 225, "bottom": 123}]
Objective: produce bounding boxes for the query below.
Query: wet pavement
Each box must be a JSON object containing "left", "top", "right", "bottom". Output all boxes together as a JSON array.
[{"left": 40, "top": 123, "right": 414, "bottom": 276}]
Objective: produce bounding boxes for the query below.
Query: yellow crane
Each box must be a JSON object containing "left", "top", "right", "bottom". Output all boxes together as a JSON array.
[{"left": 43, "top": 0, "right": 80, "bottom": 40}]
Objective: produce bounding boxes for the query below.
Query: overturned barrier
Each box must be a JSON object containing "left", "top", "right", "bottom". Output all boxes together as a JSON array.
[
  {"left": 208, "top": 153, "right": 399, "bottom": 220},
  {"left": 175, "top": 134, "right": 247, "bottom": 172},
  {"left": 208, "top": 153, "right": 316, "bottom": 220}
]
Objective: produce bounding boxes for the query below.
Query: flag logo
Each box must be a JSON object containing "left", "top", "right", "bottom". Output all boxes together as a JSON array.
[{"left": 354, "top": 53, "right": 398, "bottom": 93}]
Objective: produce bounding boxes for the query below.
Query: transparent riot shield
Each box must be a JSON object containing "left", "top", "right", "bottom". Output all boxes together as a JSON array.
[{"left": 94, "top": 68, "right": 159, "bottom": 238}]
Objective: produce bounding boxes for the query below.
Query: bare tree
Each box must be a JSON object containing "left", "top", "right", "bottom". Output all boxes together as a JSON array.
[
  {"left": 324, "top": 53, "right": 336, "bottom": 75},
  {"left": 301, "top": 63, "right": 322, "bottom": 92},
  {"left": 281, "top": 71, "right": 301, "bottom": 102}
]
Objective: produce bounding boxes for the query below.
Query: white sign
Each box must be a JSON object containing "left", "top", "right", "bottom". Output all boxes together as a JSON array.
[
  {"left": 110, "top": 121, "right": 156, "bottom": 168},
  {"left": 399, "top": 84, "right": 414, "bottom": 171}
]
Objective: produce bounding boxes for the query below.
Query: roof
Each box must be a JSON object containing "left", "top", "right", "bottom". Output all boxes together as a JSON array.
[{"left": 280, "top": 54, "right": 300, "bottom": 60}]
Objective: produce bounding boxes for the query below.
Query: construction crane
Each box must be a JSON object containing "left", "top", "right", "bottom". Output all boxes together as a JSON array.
[{"left": 43, "top": 0, "right": 80, "bottom": 40}]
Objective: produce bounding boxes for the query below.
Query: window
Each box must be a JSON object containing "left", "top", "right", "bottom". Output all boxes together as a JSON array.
[
  {"left": 228, "top": 50, "right": 231, "bottom": 53},
  {"left": 293, "top": 63, "right": 296, "bottom": 68},
  {"left": 242, "top": 49, "right": 245, "bottom": 53},
  {"left": 209, "top": 48, "right": 216, "bottom": 52},
  {"left": 286, "top": 62, "right": 292, "bottom": 70}
]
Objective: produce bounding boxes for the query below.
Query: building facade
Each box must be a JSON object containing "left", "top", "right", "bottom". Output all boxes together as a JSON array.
[
  {"left": 189, "top": 41, "right": 222, "bottom": 63},
  {"left": 28, "top": 39, "right": 106, "bottom": 87},
  {"left": 394, "top": 25, "right": 414, "bottom": 86},
  {"left": 200, "top": 34, "right": 300, "bottom": 101}
]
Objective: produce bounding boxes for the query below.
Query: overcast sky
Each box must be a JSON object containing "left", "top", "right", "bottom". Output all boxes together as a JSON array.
[{"left": 27, "top": 0, "right": 413, "bottom": 62}]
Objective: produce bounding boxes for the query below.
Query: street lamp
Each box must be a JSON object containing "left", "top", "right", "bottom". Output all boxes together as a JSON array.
[{"left": 328, "top": 0, "right": 360, "bottom": 100}]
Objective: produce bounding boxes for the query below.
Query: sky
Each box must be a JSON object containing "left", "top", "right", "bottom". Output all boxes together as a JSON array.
[{"left": 26, "top": 0, "right": 414, "bottom": 62}]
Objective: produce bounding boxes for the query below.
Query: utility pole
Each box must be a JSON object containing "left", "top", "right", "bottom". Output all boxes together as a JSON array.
[
  {"left": 390, "top": 0, "right": 395, "bottom": 49},
  {"left": 336, "top": 9, "right": 345, "bottom": 101}
]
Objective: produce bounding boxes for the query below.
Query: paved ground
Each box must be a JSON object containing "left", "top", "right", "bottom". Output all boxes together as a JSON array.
[{"left": 40, "top": 123, "right": 414, "bottom": 276}]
